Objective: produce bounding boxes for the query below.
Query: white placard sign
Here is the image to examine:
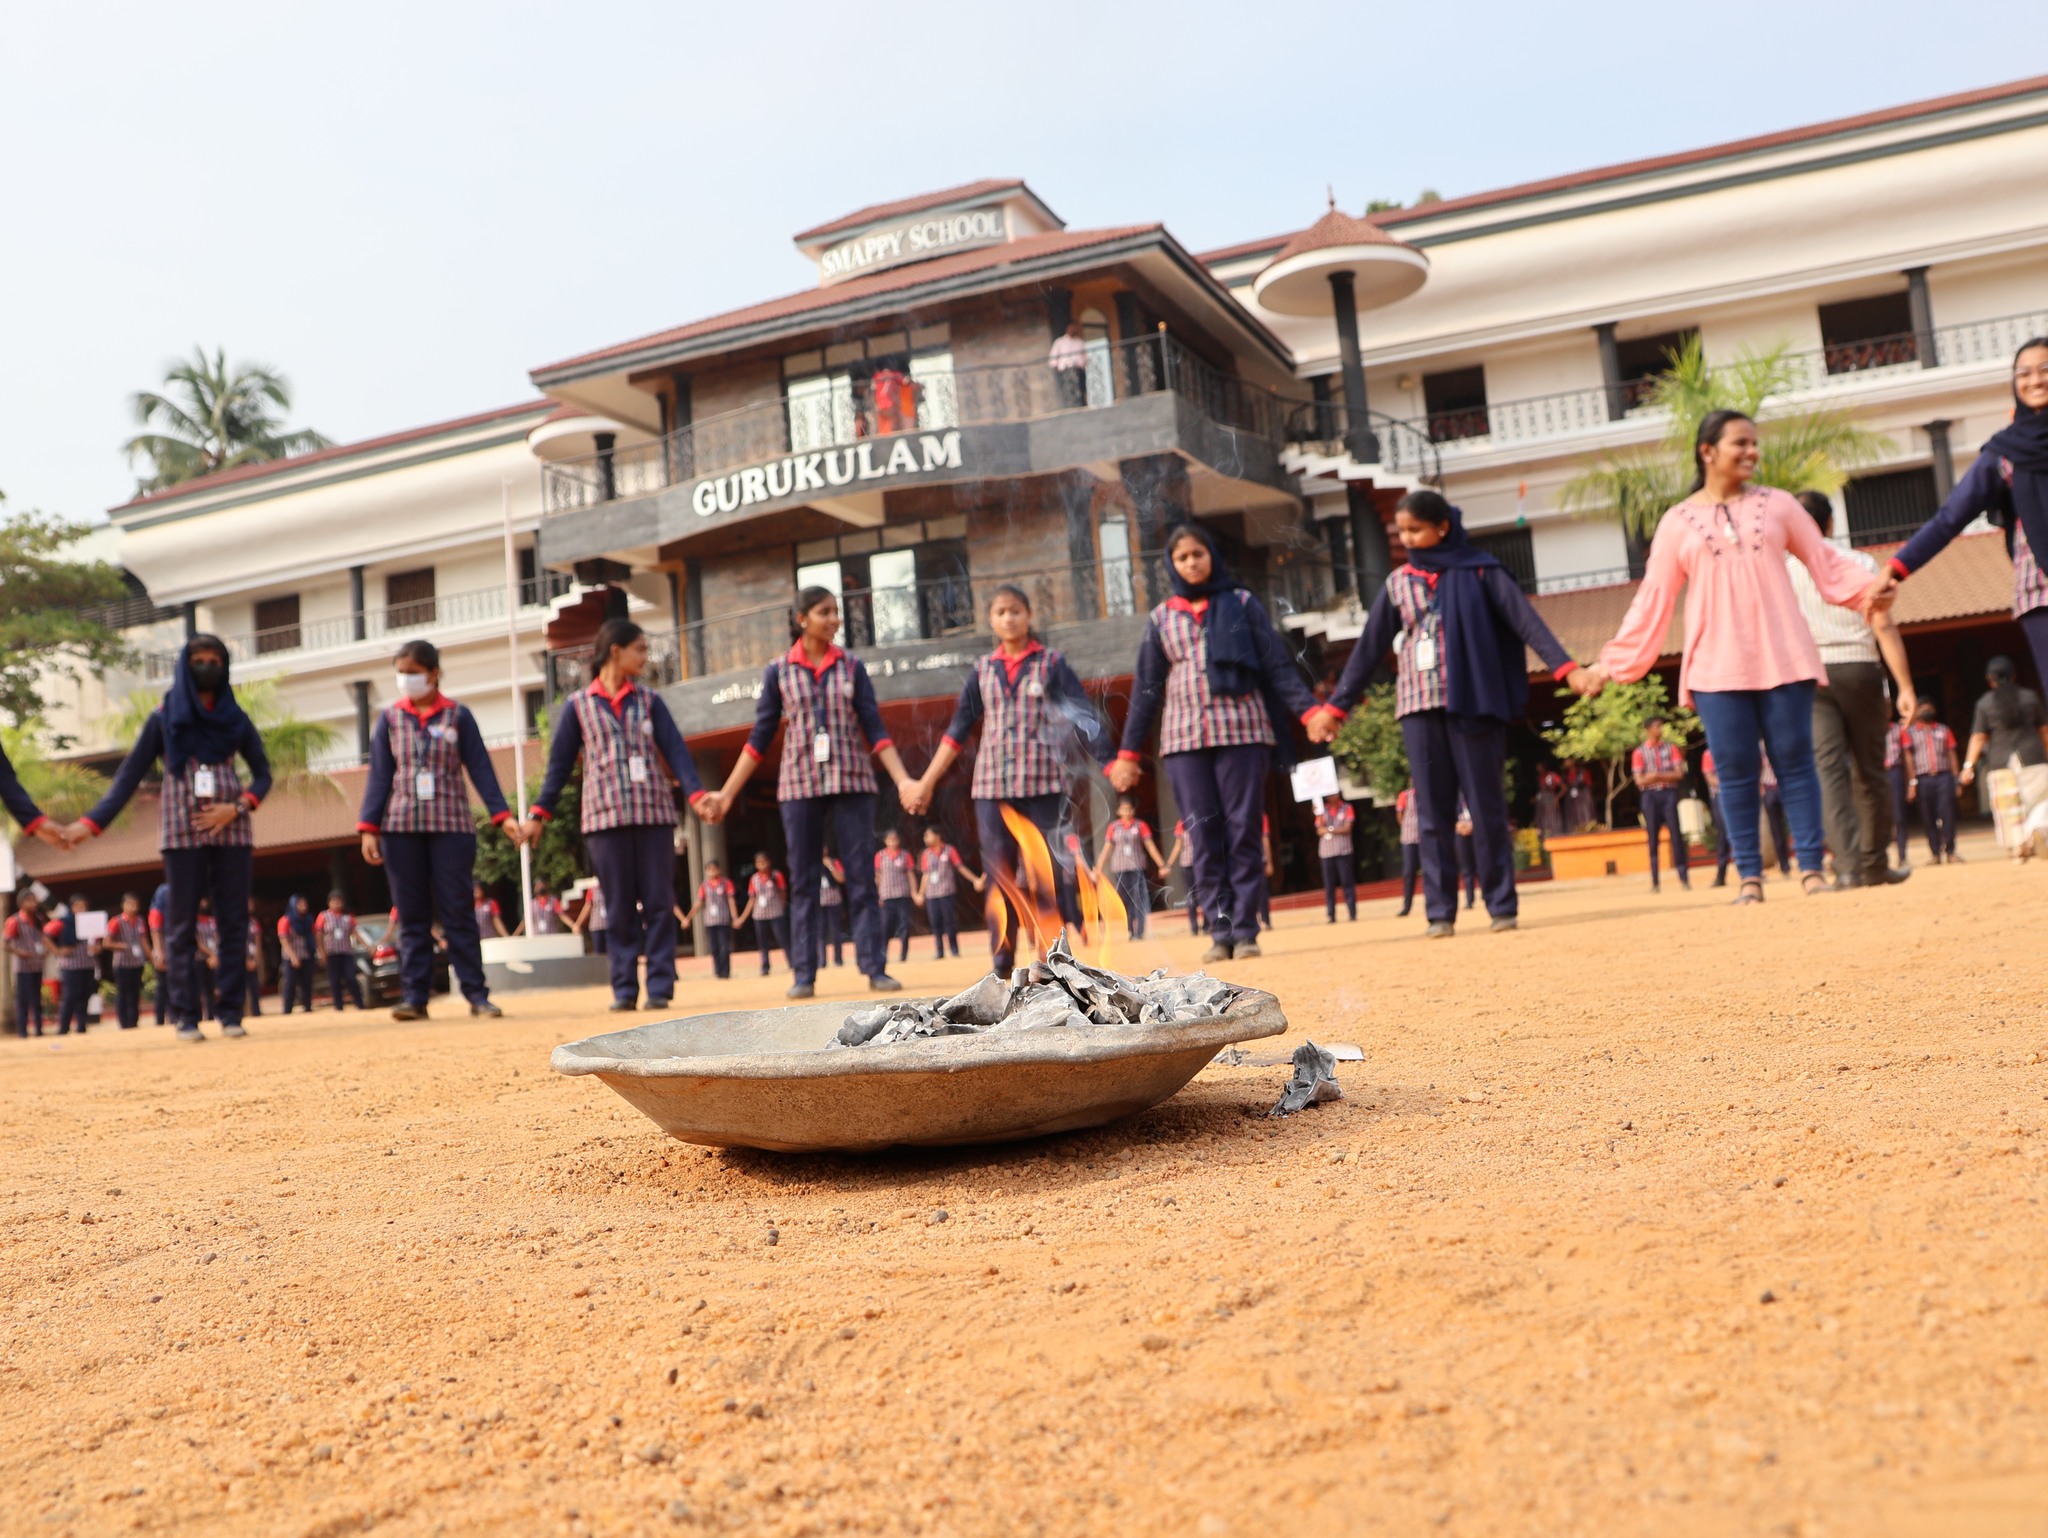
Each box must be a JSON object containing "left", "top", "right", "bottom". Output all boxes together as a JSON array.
[
  {"left": 75, "top": 910, "right": 109, "bottom": 941},
  {"left": 1289, "top": 756, "right": 1340, "bottom": 803}
]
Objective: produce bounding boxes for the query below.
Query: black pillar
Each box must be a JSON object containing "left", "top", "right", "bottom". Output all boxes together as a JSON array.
[
  {"left": 352, "top": 680, "right": 372, "bottom": 765},
  {"left": 1321, "top": 511, "right": 1353, "bottom": 599},
  {"left": 1120, "top": 455, "right": 1192, "bottom": 609},
  {"left": 1927, "top": 420, "right": 1955, "bottom": 499},
  {"left": 1328, "top": 271, "right": 1380, "bottom": 464},
  {"left": 594, "top": 432, "right": 617, "bottom": 502},
  {"left": 1059, "top": 470, "right": 1100, "bottom": 622},
  {"left": 1905, "top": 266, "right": 1936, "bottom": 369},
  {"left": 1346, "top": 483, "right": 1391, "bottom": 612},
  {"left": 349, "top": 565, "right": 366, "bottom": 641},
  {"left": 1593, "top": 322, "right": 1650, "bottom": 579},
  {"left": 1047, "top": 287, "right": 1074, "bottom": 338},
  {"left": 181, "top": 601, "right": 197, "bottom": 640}
]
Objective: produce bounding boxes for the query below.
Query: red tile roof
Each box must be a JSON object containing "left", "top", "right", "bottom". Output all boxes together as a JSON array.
[
  {"left": 793, "top": 178, "right": 1030, "bottom": 243},
  {"left": 1199, "top": 73, "right": 2048, "bottom": 266},
  {"left": 112, "top": 401, "right": 552, "bottom": 514},
  {"left": 529, "top": 225, "right": 1162, "bottom": 380},
  {"left": 1268, "top": 207, "right": 1414, "bottom": 266}
]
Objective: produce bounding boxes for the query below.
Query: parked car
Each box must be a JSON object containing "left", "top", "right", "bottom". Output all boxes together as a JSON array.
[{"left": 354, "top": 913, "right": 450, "bottom": 1005}]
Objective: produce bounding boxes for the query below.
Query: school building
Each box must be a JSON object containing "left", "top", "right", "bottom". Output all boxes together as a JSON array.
[{"left": 25, "top": 73, "right": 2048, "bottom": 921}]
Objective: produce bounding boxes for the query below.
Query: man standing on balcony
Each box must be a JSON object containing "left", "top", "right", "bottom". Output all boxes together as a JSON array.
[
  {"left": 526, "top": 618, "right": 720, "bottom": 1013},
  {"left": 1050, "top": 321, "right": 1088, "bottom": 410},
  {"left": 1785, "top": 491, "right": 1915, "bottom": 889}
]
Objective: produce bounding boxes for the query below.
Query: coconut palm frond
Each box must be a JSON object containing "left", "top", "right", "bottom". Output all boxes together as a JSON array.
[
  {"left": 123, "top": 347, "right": 329, "bottom": 493},
  {"left": 1755, "top": 411, "right": 1894, "bottom": 497},
  {"left": 1558, "top": 450, "right": 1685, "bottom": 542},
  {"left": 0, "top": 722, "right": 109, "bottom": 830}
]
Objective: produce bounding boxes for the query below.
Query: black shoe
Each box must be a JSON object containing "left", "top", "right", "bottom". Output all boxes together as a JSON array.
[
  {"left": 470, "top": 1000, "right": 503, "bottom": 1018},
  {"left": 391, "top": 1002, "right": 427, "bottom": 1022},
  {"left": 1396, "top": 905, "right": 1412, "bottom": 918},
  {"left": 1875, "top": 866, "right": 1911, "bottom": 886},
  {"left": 1232, "top": 941, "right": 1262, "bottom": 959},
  {"left": 608, "top": 997, "right": 638, "bottom": 1012},
  {"left": 786, "top": 983, "right": 815, "bottom": 1000},
  {"left": 1200, "top": 942, "right": 1232, "bottom": 964},
  {"left": 868, "top": 974, "right": 902, "bottom": 992},
  {"left": 1490, "top": 916, "right": 1518, "bottom": 932},
  {"left": 1425, "top": 921, "right": 1455, "bottom": 939},
  {"left": 1711, "top": 876, "right": 1727, "bottom": 888},
  {"left": 646, "top": 998, "right": 671, "bottom": 1011}
]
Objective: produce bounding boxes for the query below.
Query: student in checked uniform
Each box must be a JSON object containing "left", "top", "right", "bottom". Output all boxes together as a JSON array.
[
  {"left": 1097, "top": 797, "right": 1165, "bottom": 940},
  {"left": 708, "top": 587, "right": 916, "bottom": 999},
  {"left": 242, "top": 897, "right": 264, "bottom": 1017},
  {"left": 524, "top": 619, "right": 718, "bottom": 1013},
  {"left": 107, "top": 893, "right": 150, "bottom": 1029},
  {"left": 1327, "top": 492, "right": 1595, "bottom": 938},
  {"left": 917, "top": 824, "right": 984, "bottom": 958},
  {"left": 1394, "top": 782, "right": 1422, "bottom": 917},
  {"left": 682, "top": 859, "right": 739, "bottom": 980},
  {"left": 47, "top": 895, "right": 99, "bottom": 1035},
  {"left": 1167, "top": 821, "right": 1201, "bottom": 935},
  {"left": 1110, "top": 525, "right": 1336, "bottom": 962},
  {"left": 6, "top": 891, "right": 48, "bottom": 1037},
  {"left": 149, "top": 879, "right": 172, "bottom": 1026},
  {"left": 1316, "top": 794, "right": 1358, "bottom": 922},
  {"left": 358, "top": 639, "right": 523, "bottom": 1020},
  {"left": 1903, "top": 702, "right": 1963, "bottom": 863},
  {"left": 69, "top": 636, "right": 271, "bottom": 1042},
  {"left": 473, "top": 883, "right": 507, "bottom": 939},
  {"left": 1632, "top": 715, "right": 1690, "bottom": 893},
  {"left": 737, "top": 851, "right": 788, "bottom": 975},
  {"left": 874, "top": 830, "right": 918, "bottom": 963},
  {"left": 816, "top": 854, "right": 847, "bottom": 969},
  {"left": 316, "top": 894, "right": 362, "bottom": 1010},
  {"left": 276, "top": 895, "right": 314, "bottom": 1013},
  {"left": 1885, "top": 722, "right": 1913, "bottom": 868},
  {"left": 194, "top": 898, "right": 219, "bottom": 1020},
  {"left": 908, "top": 583, "right": 1113, "bottom": 974}
]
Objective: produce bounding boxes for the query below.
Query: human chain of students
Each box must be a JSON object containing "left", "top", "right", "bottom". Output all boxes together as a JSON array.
[{"left": 12, "top": 340, "right": 2045, "bottom": 1038}]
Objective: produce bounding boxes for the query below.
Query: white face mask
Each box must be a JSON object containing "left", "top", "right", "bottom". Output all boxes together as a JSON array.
[{"left": 397, "top": 671, "right": 434, "bottom": 701}]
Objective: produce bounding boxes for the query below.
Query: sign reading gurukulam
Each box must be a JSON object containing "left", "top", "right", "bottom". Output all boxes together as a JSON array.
[
  {"left": 819, "top": 209, "right": 1006, "bottom": 284},
  {"left": 689, "top": 430, "right": 964, "bottom": 518}
]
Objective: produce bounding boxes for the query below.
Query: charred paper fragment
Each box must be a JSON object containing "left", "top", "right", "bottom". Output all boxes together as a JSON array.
[{"left": 1269, "top": 1041, "right": 1342, "bottom": 1116}]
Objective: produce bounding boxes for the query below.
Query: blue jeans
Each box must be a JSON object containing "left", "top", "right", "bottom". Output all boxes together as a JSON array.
[{"left": 1692, "top": 683, "right": 1826, "bottom": 880}]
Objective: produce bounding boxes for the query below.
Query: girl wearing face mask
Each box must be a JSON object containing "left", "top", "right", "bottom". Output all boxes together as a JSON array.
[
  {"left": 69, "top": 636, "right": 271, "bottom": 1042},
  {"left": 357, "top": 639, "right": 523, "bottom": 1021},
  {"left": 1108, "top": 524, "right": 1337, "bottom": 963}
]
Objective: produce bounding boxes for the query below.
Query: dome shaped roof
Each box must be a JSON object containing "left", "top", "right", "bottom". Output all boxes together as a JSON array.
[{"left": 1251, "top": 207, "right": 1428, "bottom": 317}]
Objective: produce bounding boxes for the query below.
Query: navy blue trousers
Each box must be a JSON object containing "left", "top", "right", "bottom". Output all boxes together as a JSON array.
[
  {"left": 1916, "top": 770, "right": 1958, "bottom": 857},
  {"left": 381, "top": 831, "right": 489, "bottom": 1007},
  {"left": 817, "top": 904, "right": 844, "bottom": 967},
  {"left": 925, "top": 896, "right": 960, "bottom": 956},
  {"left": 1401, "top": 711, "right": 1516, "bottom": 923},
  {"left": 755, "top": 913, "right": 787, "bottom": 973},
  {"left": 704, "top": 922, "right": 732, "bottom": 979},
  {"left": 1111, "top": 869, "right": 1148, "bottom": 938},
  {"left": 883, "top": 896, "right": 916, "bottom": 961},
  {"left": 115, "top": 966, "right": 144, "bottom": 1028},
  {"left": 782, "top": 793, "right": 884, "bottom": 984},
  {"left": 14, "top": 972, "right": 41, "bottom": 1034},
  {"left": 326, "top": 953, "right": 362, "bottom": 1009},
  {"left": 1321, "top": 854, "right": 1356, "bottom": 919},
  {"left": 279, "top": 957, "right": 314, "bottom": 1012},
  {"left": 1889, "top": 765, "right": 1911, "bottom": 863},
  {"left": 585, "top": 825, "right": 678, "bottom": 1003},
  {"left": 163, "top": 845, "right": 252, "bottom": 1029},
  {"left": 58, "top": 968, "right": 94, "bottom": 1033},
  {"left": 974, "top": 793, "right": 1074, "bottom": 971},
  {"left": 1399, "top": 843, "right": 1421, "bottom": 912},
  {"left": 1162, "top": 745, "right": 1270, "bottom": 947},
  {"left": 1641, "top": 787, "right": 1689, "bottom": 887}
]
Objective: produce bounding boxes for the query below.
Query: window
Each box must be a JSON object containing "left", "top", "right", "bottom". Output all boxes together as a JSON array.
[
  {"left": 1614, "top": 329, "right": 1697, "bottom": 410},
  {"left": 1819, "top": 292, "right": 1917, "bottom": 374},
  {"left": 868, "top": 549, "right": 920, "bottom": 645},
  {"left": 1843, "top": 468, "right": 1938, "bottom": 548},
  {"left": 1422, "top": 366, "right": 1489, "bottom": 442},
  {"left": 1468, "top": 528, "right": 1536, "bottom": 593},
  {"left": 253, "top": 594, "right": 301, "bottom": 655},
  {"left": 385, "top": 568, "right": 436, "bottom": 630},
  {"left": 1098, "top": 516, "right": 1135, "bottom": 617},
  {"left": 785, "top": 327, "right": 954, "bottom": 450},
  {"left": 524, "top": 689, "right": 545, "bottom": 735},
  {"left": 916, "top": 539, "right": 974, "bottom": 637},
  {"left": 1080, "top": 307, "right": 1115, "bottom": 408}
]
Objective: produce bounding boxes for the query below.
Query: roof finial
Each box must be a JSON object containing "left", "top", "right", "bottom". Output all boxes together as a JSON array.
[{"left": 1327, "top": 184, "right": 1337, "bottom": 212}]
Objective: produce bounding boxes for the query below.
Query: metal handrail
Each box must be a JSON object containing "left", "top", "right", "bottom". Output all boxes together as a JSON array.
[
  {"left": 541, "top": 332, "right": 1442, "bottom": 513},
  {"left": 1422, "top": 306, "right": 2048, "bottom": 453}
]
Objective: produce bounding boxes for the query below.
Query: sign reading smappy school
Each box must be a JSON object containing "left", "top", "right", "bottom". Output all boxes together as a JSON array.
[
  {"left": 689, "top": 430, "right": 963, "bottom": 519},
  {"left": 818, "top": 207, "right": 1006, "bottom": 285}
]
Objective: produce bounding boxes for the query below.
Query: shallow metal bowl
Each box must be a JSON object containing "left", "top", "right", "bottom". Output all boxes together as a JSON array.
[{"left": 550, "top": 990, "right": 1286, "bottom": 1153}]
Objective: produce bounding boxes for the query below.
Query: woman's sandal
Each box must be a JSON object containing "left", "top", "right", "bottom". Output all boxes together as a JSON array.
[
  {"left": 1800, "top": 872, "right": 1831, "bottom": 897},
  {"left": 1734, "top": 879, "right": 1765, "bottom": 905}
]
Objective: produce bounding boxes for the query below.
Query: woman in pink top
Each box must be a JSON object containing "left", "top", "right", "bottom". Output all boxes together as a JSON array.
[{"left": 1588, "top": 410, "right": 1879, "bottom": 903}]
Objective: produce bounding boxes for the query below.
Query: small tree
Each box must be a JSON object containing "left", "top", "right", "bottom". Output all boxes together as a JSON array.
[
  {"left": 0, "top": 720, "right": 108, "bottom": 829},
  {"left": 0, "top": 498, "right": 132, "bottom": 734},
  {"left": 1328, "top": 682, "right": 1409, "bottom": 798},
  {"left": 1541, "top": 677, "right": 1699, "bottom": 829},
  {"left": 471, "top": 710, "right": 586, "bottom": 899}
]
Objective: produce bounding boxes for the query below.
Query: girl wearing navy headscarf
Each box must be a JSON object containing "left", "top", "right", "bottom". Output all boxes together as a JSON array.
[
  {"left": 1327, "top": 491, "right": 1595, "bottom": 936},
  {"left": 1110, "top": 523, "right": 1335, "bottom": 962},
  {"left": 1879, "top": 338, "right": 2048, "bottom": 685},
  {"left": 70, "top": 634, "right": 271, "bottom": 1041}
]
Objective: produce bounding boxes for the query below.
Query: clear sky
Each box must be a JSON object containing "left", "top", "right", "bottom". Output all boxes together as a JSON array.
[{"left": 1, "top": 1, "right": 2039, "bottom": 528}]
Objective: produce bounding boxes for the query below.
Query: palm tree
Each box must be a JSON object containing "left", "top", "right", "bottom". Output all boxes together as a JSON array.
[
  {"left": 125, "top": 348, "right": 331, "bottom": 494},
  {"left": 1560, "top": 335, "right": 1893, "bottom": 540},
  {"left": 106, "top": 676, "right": 342, "bottom": 809}
]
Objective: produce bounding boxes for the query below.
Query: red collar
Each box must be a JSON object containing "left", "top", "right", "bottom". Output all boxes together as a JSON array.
[
  {"left": 1400, "top": 564, "right": 1439, "bottom": 591},
  {"left": 1166, "top": 596, "right": 1209, "bottom": 618},
  {"left": 588, "top": 675, "right": 638, "bottom": 714},
  {"left": 397, "top": 693, "right": 454, "bottom": 723},
  {"left": 786, "top": 641, "right": 845, "bottom": 678},
  {"left": 991, "top": 639, "right": 1044, "bottom": 685}
]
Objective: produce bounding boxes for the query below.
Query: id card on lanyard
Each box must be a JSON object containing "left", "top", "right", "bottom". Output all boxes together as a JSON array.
[
  {"left": 628, "top": 755, "right": 650, "bottom": 784},
  {"left": 193, "top": 765, "right": 218, "bottom": 801},
  {"left": 1410, "top": 576, "right": 1441, "bottom": 672},
  {"left": 415, "top": 770, "right": 436, "bottom": 801}
]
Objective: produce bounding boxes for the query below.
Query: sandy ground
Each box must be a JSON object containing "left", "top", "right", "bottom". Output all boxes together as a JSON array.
[{"left": 4, "top": 836, "right": 2047, "bottom": 1538}]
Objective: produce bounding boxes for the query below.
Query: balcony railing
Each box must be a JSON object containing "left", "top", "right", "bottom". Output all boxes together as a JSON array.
[
  {"left": 541, "top": 550, "right": 1347, "bottom": 699},
  {"left": 140, "top": 572, "right": 575, "bottom": 679},
  {"left": 1277, "top": 402, "right": 1441, "bottom": 482},
  {"left": 1419, "top": 307, "right": 2048, "bottom": 455},
  {"left": 543, "top": 332, "right": 1441, "bottom": 515}
]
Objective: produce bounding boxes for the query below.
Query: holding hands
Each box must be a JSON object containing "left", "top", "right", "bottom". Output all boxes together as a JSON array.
[
  {"left": 1105, "top": 758, "right": 1142, "bottom": 795},
  {"left": 692, "top": 791, "right": 727, "bottom": 825},
  {"left": 1567, "top": 664, "right": 1609, "bottom": 698},
  {"left": 30, "top": 821, "right": 67, "bottom": 849},
  {"left": 1305, "top": 707, "right": 1343, "bottom": 746},
  {"left": 896, "top": 777, "right": 930, "bottom": 816},
  {"left": 1860, "top": 572, "right": 1900, "bottom": 614}
]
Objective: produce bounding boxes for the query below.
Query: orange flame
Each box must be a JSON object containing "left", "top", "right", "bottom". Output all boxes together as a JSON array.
[
  {"left": 997, "top": 805, "right": 1068, "bottom": 963},
  {"left": 1090, "top": 869, "right": 1127, "bottom": 968}
]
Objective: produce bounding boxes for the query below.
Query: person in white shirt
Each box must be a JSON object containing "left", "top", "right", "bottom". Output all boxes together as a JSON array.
[
  {"left": 1785, "top": 491, "right": 1918, "bottom": 888},
  {"left": 1048, "top": 321, "right": 1088, "bottom": 409}
]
